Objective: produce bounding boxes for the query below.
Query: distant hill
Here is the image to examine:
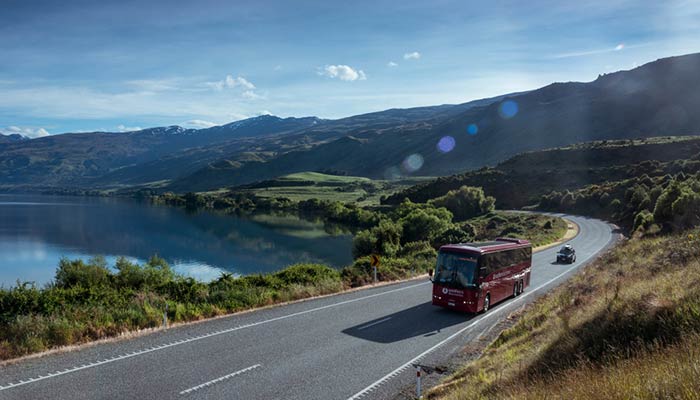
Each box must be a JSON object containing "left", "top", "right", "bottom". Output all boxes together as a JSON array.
[
  {"left": 0, "top": 133, "right": 27, "bottom": 143},
  {"left": 383, "top": 136, "right": 700, "bottom": 209},
  {"left": 0, "top": 115, "right": 322, "bottom": 189},
  {"left": 170, "top": 53, "right": 700, "bottom": 191},
  {"left": 1, "top": 52, "right": 700, "bottom": 193}
]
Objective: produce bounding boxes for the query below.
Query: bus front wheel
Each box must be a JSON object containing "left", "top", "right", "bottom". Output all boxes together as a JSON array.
[{"left": 483, "top": 294, "right": 490, "bottom": 313}]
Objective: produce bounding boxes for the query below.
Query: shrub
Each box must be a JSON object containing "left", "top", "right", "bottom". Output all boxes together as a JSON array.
[
  {"left": 431, "top": 224, "right": 475, "bottom": 247},
  {"left": 429, "top": 186, "right": 495, "bottom": 221},
  {"left": 272, "top": 264, "right": 341, "bottom": 287},
  {"left": 114, "top": 256, "right": 175, "bottom": 290},
  {"left": 352, "top": 219, "right": 403, "bottom": 258},
  {"left": 397, "top": 241, "right": 438, "bottom": 259},
  {"left": 633, "top": 210, "right": 654, "bottom": 231},
  {"left": 400, "top": 208, "right": 451, "bottom": 244},
  {"left": 54, "top": 257, "right": 111, "bottom": 289}
]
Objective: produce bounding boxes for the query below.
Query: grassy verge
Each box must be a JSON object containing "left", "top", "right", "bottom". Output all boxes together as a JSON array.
[
  {"left": 469, "top": 212, "right": 567, "bottom": 248},
  {"left": 428, "top": 229, "right": 700, "bottom": 399},
  {"left": 0, "top": 210, "right": 567, "bottom": 362}
]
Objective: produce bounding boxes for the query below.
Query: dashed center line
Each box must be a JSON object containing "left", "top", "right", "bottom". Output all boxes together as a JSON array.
[
  {"left": 0, "top": 281, "right": 428, "bottom": 392},
  {"left": 357, "top": 317, "right": 392, "bottom": 331},
  {"left": 179, "top": 364, "right": 261, "bottom": 395}
]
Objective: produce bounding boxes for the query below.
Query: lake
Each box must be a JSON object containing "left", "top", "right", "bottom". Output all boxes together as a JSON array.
[{"left": 0, "top": 194, "right": 354, "bottom": 287}]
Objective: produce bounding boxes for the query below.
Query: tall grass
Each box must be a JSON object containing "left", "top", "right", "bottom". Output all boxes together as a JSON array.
[{"left": 429, "top": 230, "right": 700, "bottom": 399}]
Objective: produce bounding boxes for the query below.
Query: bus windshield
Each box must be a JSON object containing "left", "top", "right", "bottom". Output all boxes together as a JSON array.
[{"left": 434, "top": 251, "right": 478, "bottom": 288}]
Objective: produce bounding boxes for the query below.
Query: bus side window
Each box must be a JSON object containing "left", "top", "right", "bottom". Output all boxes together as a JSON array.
[
  {"left": 516, "top": 248, "right": 526, "bottom": 264},
  {"left": 479, "top": 254, "right": 490, "bottom": 278},
  {"left": 505, "top": 250, "right": 516, "bottom": 267}
]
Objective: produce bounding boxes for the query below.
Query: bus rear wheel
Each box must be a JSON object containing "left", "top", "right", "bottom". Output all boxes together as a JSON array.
[{"left": 518, "top": 280, "right": 524, "bottom": 295}]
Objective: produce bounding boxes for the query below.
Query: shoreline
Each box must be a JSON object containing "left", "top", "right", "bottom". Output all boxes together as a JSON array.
[{"left": 1, "top": 216, "right": 578, "bottom": 366}]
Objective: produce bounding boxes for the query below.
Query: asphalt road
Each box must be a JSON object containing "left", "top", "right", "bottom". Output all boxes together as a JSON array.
[{"left": 0, "top": 214, "right": 617, "bottom": 400}]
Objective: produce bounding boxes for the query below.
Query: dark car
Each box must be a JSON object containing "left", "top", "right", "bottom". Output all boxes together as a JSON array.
[{"left": 556, "top": 245, "right": 576, "bottom": 264}]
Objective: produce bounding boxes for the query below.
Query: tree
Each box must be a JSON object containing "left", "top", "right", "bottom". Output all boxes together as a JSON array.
[
  {"left": 352, "top": 219, "right": 403, "bottom": 258},
  {"left": 653, "top": 180, "right": 682, "bottom": 224},
  {"left": 399, "top": 208, "right": 452, "bottom": 244},
  {"left": 429, "top": 186, "right": 495, "bottom": 221},
  {"left": 431, "top": 223, "right": 475, "bottom": 247},
  {"left": 633, "top": 210, "right": 654, "bottom": 231}
]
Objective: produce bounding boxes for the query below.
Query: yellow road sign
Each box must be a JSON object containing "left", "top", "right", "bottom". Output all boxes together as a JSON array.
[{"left": 370, "top": 254, "right": 380, "bottom": 267}]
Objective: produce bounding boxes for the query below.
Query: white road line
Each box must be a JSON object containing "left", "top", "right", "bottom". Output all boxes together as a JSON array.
[
  {"left": 347, "top": 241, "right": 609, "bottom": 400},
  {"left": 0, "top": 281, "right": 428, "bottom": 392},
  {"left": 357, "top": 317, "right": 392, "bottom": 331},
  {"left": 179, "top": 364, "right": 261, "bottom": 395}
]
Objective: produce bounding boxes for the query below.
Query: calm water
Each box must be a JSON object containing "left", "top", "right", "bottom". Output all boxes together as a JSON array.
[{"left": 0, "top": 194, "right": 353, "bottom": 287}]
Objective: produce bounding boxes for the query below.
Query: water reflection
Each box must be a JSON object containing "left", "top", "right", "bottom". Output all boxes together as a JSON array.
[{"left": 0, "top": 195, "right": 353, "bottom": 286}]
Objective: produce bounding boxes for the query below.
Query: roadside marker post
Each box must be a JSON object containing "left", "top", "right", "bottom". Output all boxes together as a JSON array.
[
  {"left": 163, "top": 303, "right": 169, "bottom": 329},
  {"left": 412, "top": 364, "right": 446, "bottom": 399},
  {"left": 370, "top": 255, "right": 380, "bottom": 283},
  {"left": 416, "top": 365, "right": 422, "bottom": 399}
]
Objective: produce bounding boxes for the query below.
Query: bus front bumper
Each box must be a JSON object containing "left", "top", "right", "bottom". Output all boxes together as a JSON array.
[{"left": 432, "top": 296, "right": 479, "bottom": 313}]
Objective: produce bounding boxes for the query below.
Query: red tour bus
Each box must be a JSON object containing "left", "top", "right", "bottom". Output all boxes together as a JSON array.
[{"left": 429, "top": 237, "right": 532, "bottom": 313}]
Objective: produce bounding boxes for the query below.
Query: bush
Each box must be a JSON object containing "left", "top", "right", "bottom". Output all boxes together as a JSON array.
[
  {"left": 113, "top": 256, "right": 175, "bottom": 290},
  {"left": 397, "top": 241, "right": 438, "bottom": 259},
  {"left": 429, "top": 186, "right": 495, "bottom": 221},
  {"left": 352, "top": 219, "right": 403, "bottom": 258},
  {"left": 431, "top": 224, "right": 475, "bottom": 247},
  {"left": 272, "top": 264, "right": 341, "bottom": 287},
  {"left": 633, "top": 210, "right": 654, "bottom": 231},
  {"left": 400, "top": 208, "right": 452, "bottom": 244},
  {"left": 54, "top": 257, "right": 111, "bottom": 289}
]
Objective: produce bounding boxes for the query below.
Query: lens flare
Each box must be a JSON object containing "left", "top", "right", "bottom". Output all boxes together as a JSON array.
[
  {"left": 402, "top": 154, "right": 424, "bottom": 173},
  {"left": 383, "top": 166, "right": 401, "bottom": 180},
  {"left": 437, "top": 136, "right": 455, "bottom": 153},
  {"left": 498, "top": 100, "right": 518, "bottom": 119},
  {"left": 467, "top": 123, "right": 478, "bottom": 135}
]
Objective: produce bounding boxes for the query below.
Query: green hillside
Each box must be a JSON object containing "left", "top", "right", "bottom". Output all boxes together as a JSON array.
[
  {"left": 232, "top": 172, "right": 432, "bottom": 205},
  {"left": 385, "top": 136, "right": 700, "bottom": 213}
]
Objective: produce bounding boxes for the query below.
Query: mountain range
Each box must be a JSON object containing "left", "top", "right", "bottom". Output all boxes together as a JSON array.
[{"left": 1, "top": 52, "right": 699, "bottom": 193}]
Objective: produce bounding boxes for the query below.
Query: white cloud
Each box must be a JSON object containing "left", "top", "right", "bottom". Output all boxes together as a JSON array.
[
  {"left": 387, "top": 61, "right": 398, "bottom": 67},
  {"left": 116, "top": 124, "right": 142, "bottom": 132},
  {"left": 184, "top": 119, "right": 218, "bottom": 129},
  {"left": 242, "top": 90, "right": 264, "bottom": 100},
  {"left": 273, "top": 65, "right": 283, "bottom": 71},
  {"left": 403, "top": 52, "right": 421, "bottom": 60},
  {"left": 227, "top": 75, "right": 255, "bottom": 90},
  {"left": 320, "top": 65, "right": 367, "bottom": 81},
  {"left": 206, "top": 75, "right": 256, "bottom": 91},
  {"left": 2, "top": 126, "right": 50, "bottom": 138}
]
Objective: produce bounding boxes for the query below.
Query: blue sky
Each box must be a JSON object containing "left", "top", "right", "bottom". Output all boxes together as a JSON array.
[{"left": 1, "top": 0, "right": 699, "bottom": 137}]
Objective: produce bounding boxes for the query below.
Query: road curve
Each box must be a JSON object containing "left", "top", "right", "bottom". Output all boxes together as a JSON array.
[{"left": 0, "top": 214, "right": 617, "bottom": 400}]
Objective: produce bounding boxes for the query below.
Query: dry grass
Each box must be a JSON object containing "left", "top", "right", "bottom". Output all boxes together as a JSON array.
[{"left": 429, "top": 230, "right": 700, "bottom": 400}]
